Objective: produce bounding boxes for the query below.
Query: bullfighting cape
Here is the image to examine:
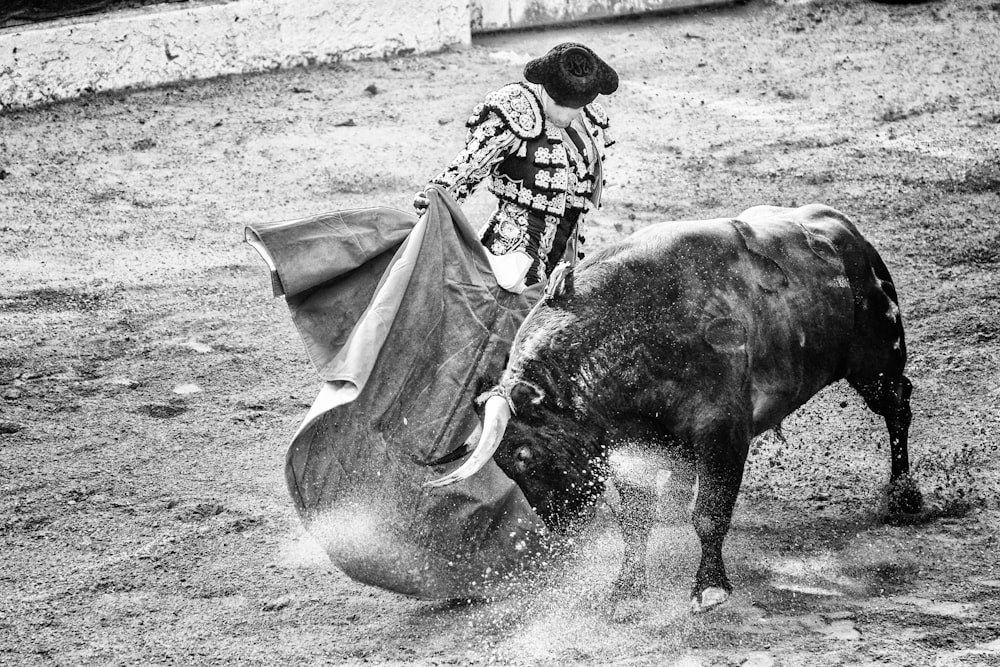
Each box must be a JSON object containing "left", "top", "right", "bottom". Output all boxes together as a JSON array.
[{"left": 245, "top": 186, "right": 548, "bottom": 599}]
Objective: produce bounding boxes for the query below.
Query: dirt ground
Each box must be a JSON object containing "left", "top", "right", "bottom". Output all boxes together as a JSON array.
[{"left": 2, "top": 0, "right": 1000, "bottom": 664}]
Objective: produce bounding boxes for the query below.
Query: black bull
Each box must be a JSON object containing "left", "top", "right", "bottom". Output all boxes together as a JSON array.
[{"left": 427, "top": 204, "right": 924, "bottom": 612}]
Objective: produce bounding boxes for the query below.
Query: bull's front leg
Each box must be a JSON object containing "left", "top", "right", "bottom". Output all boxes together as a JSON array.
[
  {"left": 608, "top": 478, "right": 657, "bottom": 602},
  {"left": 690, "top": 425, "right": 749, "bottom": 613}
]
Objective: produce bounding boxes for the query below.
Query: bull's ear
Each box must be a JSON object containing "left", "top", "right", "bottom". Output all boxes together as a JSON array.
[{"left": 544, "top": 263, "right": 574, "bottom": 299}]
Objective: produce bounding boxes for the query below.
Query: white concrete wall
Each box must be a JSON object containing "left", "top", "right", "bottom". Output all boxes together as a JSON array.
[
  {"left": 471, "top": 0, "right": 733, "bottom": 32},
  {"left": 0, "top": 0, "right": 470, "bottom": 110}
]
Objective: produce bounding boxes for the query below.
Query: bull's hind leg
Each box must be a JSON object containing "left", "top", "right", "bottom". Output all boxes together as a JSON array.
[
  {"left": 847, "top": 251, "right": 923, "bottom": 516},
  {"left": 848, "top": 372, "right": 924, "bottom": 515}
]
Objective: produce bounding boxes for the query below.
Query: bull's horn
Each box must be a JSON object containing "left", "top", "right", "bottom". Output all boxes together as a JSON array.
[{"left": 423, "top": 395, "right": 511, "bottom": 488}]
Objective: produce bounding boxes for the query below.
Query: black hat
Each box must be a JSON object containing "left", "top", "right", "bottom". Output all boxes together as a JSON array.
[{"left": 524, "top": 43, "right": 619, "bottom": 108}]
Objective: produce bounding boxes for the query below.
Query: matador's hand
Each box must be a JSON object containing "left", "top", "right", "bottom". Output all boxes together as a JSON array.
[{"left": 413, "top": 191, "right": 430, "bottom": 214}]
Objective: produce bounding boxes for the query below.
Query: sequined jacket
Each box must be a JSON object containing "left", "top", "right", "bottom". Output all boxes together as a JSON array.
[{"left": 429, "top": 82, "right": 613, "bottom": 283}]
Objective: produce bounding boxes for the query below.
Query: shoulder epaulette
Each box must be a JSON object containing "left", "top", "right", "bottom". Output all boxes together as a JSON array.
[
  {"left": 467, "top": 83, "right": 544, "bottom": 140},
  {"left": 584, "top": 101, "right": 614, "bottom": 149},
  {"left": 583, "top": 101, "right": 610, "bottom": 129}
]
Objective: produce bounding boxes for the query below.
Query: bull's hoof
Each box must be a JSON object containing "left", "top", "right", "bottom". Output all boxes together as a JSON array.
[
  {"left": 690, "top": 586, "right": 729, "bottom": 613},
  {"left": 883, "top": 474, "right": 924, "bottom": 518},
  {"left": 610, "top": 571, "right": 647, "bottom": 602},
  {"left": 607, "top": 597, "right": 645, "bottom": 624}
]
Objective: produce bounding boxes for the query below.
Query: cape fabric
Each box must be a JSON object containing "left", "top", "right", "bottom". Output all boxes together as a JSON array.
[{"left": 246, "top": 187, "right": 548, "bottom": 599}]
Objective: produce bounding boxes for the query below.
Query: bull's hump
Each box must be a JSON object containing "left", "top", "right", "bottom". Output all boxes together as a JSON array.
[
  {"left": 736, "top": 204, "right": 856, "bottom": 262},
  {"left": 627, "top": 218, "right": 733, "bottom": 247},
  {"left": 736, "top": 203, "right": 848, "bottom": 225}
]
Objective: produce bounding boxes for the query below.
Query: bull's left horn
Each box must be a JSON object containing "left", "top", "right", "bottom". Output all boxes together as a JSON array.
[{"left": 423, "top": 395, "right": 511, "bottom": 488}]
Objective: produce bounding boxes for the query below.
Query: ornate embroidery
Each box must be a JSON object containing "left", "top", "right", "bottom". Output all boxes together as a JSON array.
[
  {"left": 430, "top": 112, "right": 521, "bottom": 203},
  {"left": 550, "top": 192, "right": 567, "bottom": 212},
  {"left": 497, "top": 217, "right": 522, "bottom": 242},
  {"left": 584, "top": 102, "right": 609, "bottom": 128},
  {"left": 471, "top": 83, "right": 544, "bottom": 140},
  {"left": 569, "top": 144, "right": 589, "bottom": 176},
  {"left": 433, "top": 84, "right": 612, "bottom": 287},
  {"left": 583, "top": 102, "right": 614, "bottom": 149},
  {"left": 539, "top": 214, "right": 559, "bottom": 258},
  {"left": 534, "top": 168, "right": 569, "bottom": 191},
  {"left": 489, "top": 177, "right": 570, "bottom": 215},
  {"left": 533, "top": 146, "right": 565, "bottom": 166},
  {"left": 484, "top": 203, "right": 529, "bottom": 255},
  {"left": 505, "top": 180, "right": 521, "bottom": 201}
]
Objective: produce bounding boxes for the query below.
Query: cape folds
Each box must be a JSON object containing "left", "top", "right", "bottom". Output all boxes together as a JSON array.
[{"left": 245, "top": 187, "right": 549, "bottom": 599}]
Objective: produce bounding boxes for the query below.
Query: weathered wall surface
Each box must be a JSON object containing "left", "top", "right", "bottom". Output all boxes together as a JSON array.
[
  {"left": 0, "top": 0, "right": 470, "bottom": 110},
  {"left": 471, "top": 0, "right": 733, "bottom": 32}
]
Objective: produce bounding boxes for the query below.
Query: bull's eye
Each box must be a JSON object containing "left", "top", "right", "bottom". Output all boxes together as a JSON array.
[
  {"left": 511, "top": 382, "right": 545, "bottom": 407},
  {"left": 514, "top": 446, "right": 534, "bottom": 474}
]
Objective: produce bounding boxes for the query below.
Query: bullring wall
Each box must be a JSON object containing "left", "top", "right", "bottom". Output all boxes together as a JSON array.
[
  {"left": 0, "top": 0, "right": 728, "bottom": 111},
  {"left": 0, "top": 0, "right": 470, "bottom": 110},
  {"left": 471, "top": 0, "right": 734, "bottom": 32}
]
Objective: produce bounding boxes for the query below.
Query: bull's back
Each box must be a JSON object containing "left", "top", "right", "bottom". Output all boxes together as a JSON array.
[{"left": 585, "top": 205, "right": 885, "bottom": 432}]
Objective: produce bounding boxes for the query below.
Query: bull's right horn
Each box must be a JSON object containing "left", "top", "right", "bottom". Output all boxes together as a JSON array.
[{"left": 423, "top": 395, "right": 511, "bottom": 488}]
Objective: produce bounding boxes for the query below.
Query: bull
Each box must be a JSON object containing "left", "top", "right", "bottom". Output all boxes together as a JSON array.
[{"left": 426, "top": 204, "right": 924, "bottom": 612}]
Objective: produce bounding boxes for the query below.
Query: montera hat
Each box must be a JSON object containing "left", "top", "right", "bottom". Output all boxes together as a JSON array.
[{"left": 524, "top": 42, "right": 619, "bottom": 108}]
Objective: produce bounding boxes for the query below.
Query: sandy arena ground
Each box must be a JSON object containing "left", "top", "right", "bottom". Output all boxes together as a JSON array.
[{"left": 2, "top": 0, "right": 1000, "bottom": 664}]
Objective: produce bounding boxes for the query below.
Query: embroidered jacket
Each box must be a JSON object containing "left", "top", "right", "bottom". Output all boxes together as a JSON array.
[{"left": 429, "top": 82, "right": 613, "bottom": 283}]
